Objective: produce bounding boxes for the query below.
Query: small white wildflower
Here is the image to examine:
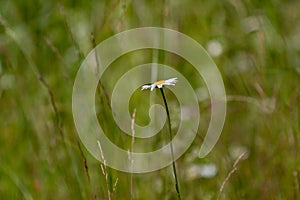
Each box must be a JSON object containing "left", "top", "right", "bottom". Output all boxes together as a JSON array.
[
  {"left": 141, "top": 77, "right": 178, "bottom": 91},
  {"left": 187, "top": 163, "right": 218, "bottom": 180},
  {"left": 206, "top": 39, "right": 223, "bottom": 57}
]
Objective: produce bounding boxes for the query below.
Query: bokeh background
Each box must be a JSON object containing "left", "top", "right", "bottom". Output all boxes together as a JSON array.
[{"left": 1, "top": 0, "right": 300, "bottom": 199}]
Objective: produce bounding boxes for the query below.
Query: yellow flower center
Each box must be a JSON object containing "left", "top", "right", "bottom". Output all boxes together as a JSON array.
[{"left": 154, "top": 80, "right": 165, "bottom": 85}]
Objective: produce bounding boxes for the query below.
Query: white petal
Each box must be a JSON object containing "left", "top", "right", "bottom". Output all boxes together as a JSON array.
[
  {"left": 157, "top": 84, "right": 163, "bottom": 88},
  {"left": 141, "top": 85, "right": 151, "bottom": 90},
  {"left": 164, "top": 77, "right": 178, "bottom": 86},
  {"left": 150, "top": 84, "right": 156, "bottom": 91}
]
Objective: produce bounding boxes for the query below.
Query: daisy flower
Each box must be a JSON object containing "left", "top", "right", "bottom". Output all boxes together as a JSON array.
[
  {"left": 141, "top": 77, "right": 178, "bottom": 91},
  {"left": 140, "top": 76, "right": 181, "bottom": 198}
]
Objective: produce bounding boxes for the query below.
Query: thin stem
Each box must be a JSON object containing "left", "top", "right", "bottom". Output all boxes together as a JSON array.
[
  {"left": 130, "top": 108, "right": 136, "bottom": 200},
  {"left": 217, "top": 151, "right": 247, "bottom": 200},
  {"left": 97, "top": 140, "right": 111, "bottom": 200},
  {"left": 159, "top": 88, "right": 181, "bottom": 200}
]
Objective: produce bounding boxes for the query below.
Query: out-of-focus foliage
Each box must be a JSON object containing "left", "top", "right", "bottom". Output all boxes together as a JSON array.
[{"left": 1, "top": 0, "right": 300, "bottom": 199}]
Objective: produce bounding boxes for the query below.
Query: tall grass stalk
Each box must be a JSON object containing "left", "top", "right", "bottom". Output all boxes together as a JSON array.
[
  {"left": 217, "top": 151, "right": 247, "bottom": 199},
  {"left": 159, "top": 88, "right": 181, "bottom": 200},
  {"left": 97, "top": 140, "right": 111, "bottom": 200},
  {"left": 130, "top": 108, "right": 136, "bottom": 200}
]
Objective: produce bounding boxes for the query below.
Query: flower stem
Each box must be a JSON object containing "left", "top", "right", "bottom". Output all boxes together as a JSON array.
[{"left": 159, "top": 88, "right": 181, "bottom": 200}]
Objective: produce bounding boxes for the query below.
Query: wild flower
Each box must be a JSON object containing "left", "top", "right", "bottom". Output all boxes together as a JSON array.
[
  {"left": 141, "top": 77, "right": 181, "bottom": 199},
  {"left": 141, "top": 77, "right": 178, "bottom": 91}
]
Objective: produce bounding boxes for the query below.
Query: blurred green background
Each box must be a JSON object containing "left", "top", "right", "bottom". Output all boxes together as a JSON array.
[{"left": 1, "top": 0, "right": 300, "bottom": 199}]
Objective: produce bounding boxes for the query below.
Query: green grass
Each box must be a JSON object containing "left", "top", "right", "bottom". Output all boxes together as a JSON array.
[{"left": 1, "top": 0, "right": 300, "bottom": 199}]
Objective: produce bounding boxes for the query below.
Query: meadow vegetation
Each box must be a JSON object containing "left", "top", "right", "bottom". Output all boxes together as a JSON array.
[{"left": 0, "top": 0, "right": 300, "bottom": 199}]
